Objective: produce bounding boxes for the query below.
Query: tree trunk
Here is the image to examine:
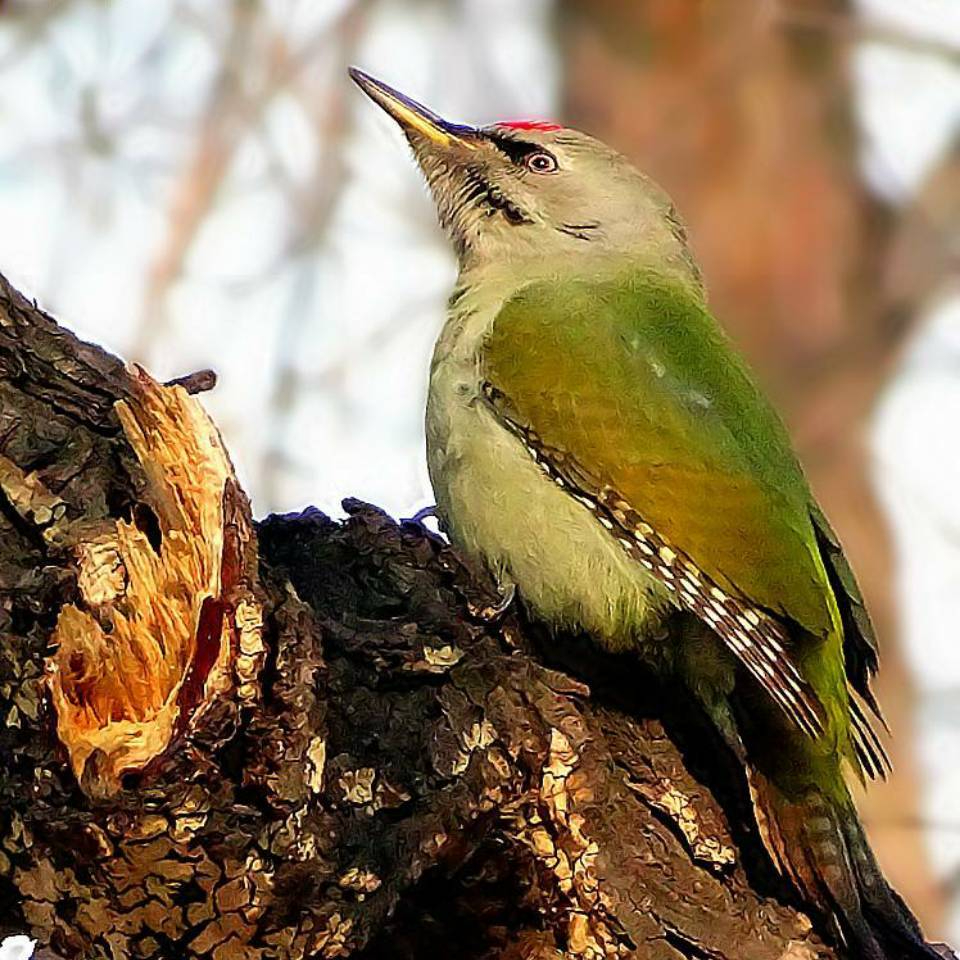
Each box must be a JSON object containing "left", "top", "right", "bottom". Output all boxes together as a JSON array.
[{"left": 0, "top": 270, "right": 860, "bottom": 959}]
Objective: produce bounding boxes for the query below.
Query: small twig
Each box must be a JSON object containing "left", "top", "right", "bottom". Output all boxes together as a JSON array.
[{"left": 164, "top": 369, "right": 217, "bottom": 395}]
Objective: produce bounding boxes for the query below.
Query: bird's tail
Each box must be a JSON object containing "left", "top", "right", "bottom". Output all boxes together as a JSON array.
[{"left": 747, "top": 767, "right": 941, "bottom": 960}]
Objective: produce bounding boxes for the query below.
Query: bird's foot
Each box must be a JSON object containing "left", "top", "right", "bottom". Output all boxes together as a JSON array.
[
  {"left": 408, "top": 504, "right": 438, "bottom": 525},
  {"left": 401, "top": 504, "right": 447, "bottom": 546},
  {"left": 467, "top": 582, "right": 516, "bottom": 624}
]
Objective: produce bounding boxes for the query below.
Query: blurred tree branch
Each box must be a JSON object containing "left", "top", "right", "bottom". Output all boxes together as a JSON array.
[
  {"left": 133, "top": 0, "right": 373, "bottom": 364},
  {"left": 0, "top": 0, "right": 74, "bottom": 70},
  {"left": 133, "top": 0, "right": 261, "bottom": 362},
  {"left": 773, "top": 2, "right": 960, "bottom": 67}
]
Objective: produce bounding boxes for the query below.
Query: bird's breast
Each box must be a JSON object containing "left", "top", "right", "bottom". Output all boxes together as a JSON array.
[{"left": 425, "top": 350, "right": 672, "bottom": 650}]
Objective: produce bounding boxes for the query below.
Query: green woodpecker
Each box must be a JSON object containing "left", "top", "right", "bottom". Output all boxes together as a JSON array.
[{"left": 350, "top": 69, "right": 937, "bottom": 960}]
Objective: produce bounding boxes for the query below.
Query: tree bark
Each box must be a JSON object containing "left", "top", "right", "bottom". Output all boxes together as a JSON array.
[{"left": 0, "top": 270, "right": 851, "bottom": 959}]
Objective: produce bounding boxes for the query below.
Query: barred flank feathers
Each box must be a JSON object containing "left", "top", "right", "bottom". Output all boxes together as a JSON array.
[{"left": 486, "top": 385, "right": 826, "bottom": 740}]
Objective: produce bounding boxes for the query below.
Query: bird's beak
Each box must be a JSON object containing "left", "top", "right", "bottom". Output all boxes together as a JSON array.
[{"left": 349, "top": 68, "right": 478, "bottom": 150}]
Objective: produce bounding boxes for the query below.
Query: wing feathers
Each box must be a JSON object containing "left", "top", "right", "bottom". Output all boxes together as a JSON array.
[
  {"left": 809, "top": 507, "right": 890, "bottom": 778},
  {"left": 486, "top": 385, "right": 826, "bottom": 740},
  {"left": 811, "top": 505, "right": 885, "bottom": 725},
  {"left": 849, "top": 688, "right": 892, "bottom": 782}
]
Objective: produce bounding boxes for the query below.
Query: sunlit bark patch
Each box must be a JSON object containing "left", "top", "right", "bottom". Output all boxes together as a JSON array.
[{"left": 45, "top": 365, "right": 260, "bottom": 798}]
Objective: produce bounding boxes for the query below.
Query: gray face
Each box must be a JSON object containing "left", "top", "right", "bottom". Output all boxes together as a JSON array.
[
  {"left": 411, "top": 124, "right": 694, "bottom": 269},
  {"left": 350, "top": 69, "right": 699, "bottom": 280}
]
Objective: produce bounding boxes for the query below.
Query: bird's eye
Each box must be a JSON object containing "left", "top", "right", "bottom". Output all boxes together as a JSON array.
[{"left": 525, "top": 151, "right": 558, "bottom": 174}]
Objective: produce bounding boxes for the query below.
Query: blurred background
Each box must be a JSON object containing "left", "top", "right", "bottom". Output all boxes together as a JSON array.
[{"left": 0, "top": 0, "right": 957, "bottom": 945}]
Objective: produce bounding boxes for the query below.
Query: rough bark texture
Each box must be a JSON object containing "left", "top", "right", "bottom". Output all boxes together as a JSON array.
[{"left": 0, "top": 271, "right": 849, "bottom": 958}]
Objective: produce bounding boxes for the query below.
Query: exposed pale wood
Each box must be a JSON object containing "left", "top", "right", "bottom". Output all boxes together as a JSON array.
[{"left": 47, "top": 366, "right": 259, "bottom": 799}]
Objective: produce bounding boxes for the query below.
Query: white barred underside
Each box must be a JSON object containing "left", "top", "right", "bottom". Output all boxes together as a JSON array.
[{"left": 484, "top": 384, "right": 826, "bottom": 740}]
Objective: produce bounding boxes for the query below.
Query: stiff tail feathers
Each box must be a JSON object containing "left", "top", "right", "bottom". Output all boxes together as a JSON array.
[
  {"left": 747, "top": 767, "right": 941, "bottom": 960},
  {"left": 848, "top": 688, "right": 892, "bottom": 783}
]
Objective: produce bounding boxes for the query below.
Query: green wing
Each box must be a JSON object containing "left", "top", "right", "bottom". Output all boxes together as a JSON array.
[
  {"left": 809, "top": 503, "right": 880, "bottom": 706},
  {"left": 810, "top": 503, "right": 890, "bottom": 778},
  {"left": 481, "top": 269, "right": 853, "bottom": 747}
]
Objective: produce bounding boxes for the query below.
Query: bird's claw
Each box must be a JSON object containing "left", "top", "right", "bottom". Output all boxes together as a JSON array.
[
  {"left": 408, "top": 504, "right": 438, "bottom": 525},
  {"left": 468, "top": 583, "right": 516, "bottom": 624},
  {"left": 402, "top": 504, "right": 447, "bottom": 545}
]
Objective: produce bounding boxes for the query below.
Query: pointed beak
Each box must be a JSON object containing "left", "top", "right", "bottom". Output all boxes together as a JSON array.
[{"left": 349, "top": 67, "right": 478, "bottom": 150}]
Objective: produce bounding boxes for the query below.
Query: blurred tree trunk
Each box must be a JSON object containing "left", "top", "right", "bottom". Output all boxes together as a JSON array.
[
  {"left": 557, "top": 0, "right": 943, "bottom": 932},
  {"left": 0, "top": 275, "right": 858, "bottom": 959}
]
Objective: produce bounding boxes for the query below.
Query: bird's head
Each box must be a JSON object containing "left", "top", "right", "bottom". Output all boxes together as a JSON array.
[{"left": 350, "top": 68, "right": 700, "bottom": 285}]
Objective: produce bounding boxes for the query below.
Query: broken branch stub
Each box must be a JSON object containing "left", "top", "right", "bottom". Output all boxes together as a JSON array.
[{"left": 45, "top": 365, "right": 262, "bottom": 798}]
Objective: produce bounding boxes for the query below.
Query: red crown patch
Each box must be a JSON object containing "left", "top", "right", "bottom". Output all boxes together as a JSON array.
[{"left": 498, "top": 120, "right": 563, "bottom": 132}]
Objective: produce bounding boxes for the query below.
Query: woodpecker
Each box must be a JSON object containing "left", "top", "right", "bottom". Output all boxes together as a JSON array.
[{"left": 350, "top": 68, "right": 938, "bottom": 960}]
